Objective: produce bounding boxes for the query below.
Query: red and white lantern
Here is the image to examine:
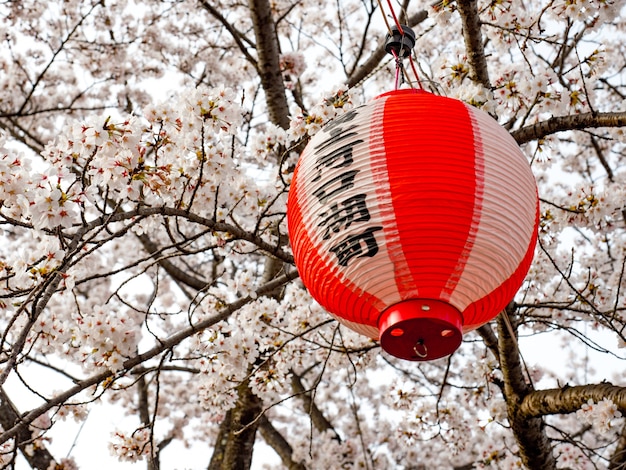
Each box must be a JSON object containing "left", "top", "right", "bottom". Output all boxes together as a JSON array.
[{"left": 287, "top": 89, "right": 538, "bottom": 361}]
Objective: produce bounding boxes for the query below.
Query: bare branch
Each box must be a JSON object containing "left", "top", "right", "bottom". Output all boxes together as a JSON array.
[
  {"left": 247, "top": 0, "right": 290, "bottom": 129},
  {"left": 456, "top": 0, "right": 491, "bottom": 89},
  {"left": 0, "top": 388, "right": 57, "bottom": 470},
  {"left": 497, "top": 312, "right": 556, "bottom": 469},
  {"left": 512, "top": 111, "right": 626, "bottom": 145},
  {"left": 520, "top": 383, "right": 626, "bottom": 418},
  {"left": 259, "top": 415, "right": 306, "bottom": 470}
]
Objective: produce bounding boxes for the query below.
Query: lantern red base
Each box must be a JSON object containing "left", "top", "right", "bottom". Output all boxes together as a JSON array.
[{"left": 378, "top": 299, "right": 463, "bottom": 361}]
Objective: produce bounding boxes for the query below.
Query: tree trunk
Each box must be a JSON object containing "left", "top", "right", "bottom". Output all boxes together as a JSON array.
[
  {"left": 496, "top": 312, "right": 556, "bottom": 469},
  {"left": 207, "top": 379, "right": 263, "bottom": 470},
  {"left": 207, "top": 0, "right": 293, "bottom": 466},
  {"left": 258, "top": 415, "right": 306, "bottom": 470},
  {"left": 247, "top": 0, "right": 290, "bottom": 130},
  {"left": 456, "top": 0, "right": 491, "bottom": 89},
  {"left": 0, "top": 388, "right": 57, "bottom": 470}
]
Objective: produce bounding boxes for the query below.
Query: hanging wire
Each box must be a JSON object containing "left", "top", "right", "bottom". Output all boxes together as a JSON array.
[
  {"left": 385, "top": 0, "right": 404, "bottom": 34},
  {"left": 395, "top": 0, "right": 423, "bottom": 90},
  {"left": 375, "top": 0, "right": 423, "bottom": 89},
  {"left": 391, "top": 49, "right": 402, "bottom": 89},
  {"left": 376, "top": 0, "right": 393, "bottom": 36},
  {"left": 408, "top": 55, "right": 424, "bottom": 90}
]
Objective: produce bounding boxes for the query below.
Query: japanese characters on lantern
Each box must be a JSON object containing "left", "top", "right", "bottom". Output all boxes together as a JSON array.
[{"left": 287, "top": 89, "right": 539, "bottom": 361}]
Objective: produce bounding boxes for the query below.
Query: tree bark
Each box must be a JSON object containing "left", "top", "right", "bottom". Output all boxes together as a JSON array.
[
  {"left": 247, "top": 0, "right": 290, "bottom": 130},
  {"left": 0, "top": 388, "right": 57, "bottom": 470},
  {"left": 207, "top": 379, "right": 263, "bottom": 470},
  {"left": 258, "top": 415, "right": 306, "bottom": 470},
  {"left": 496, "top": 312, "right": 556, "bottom": 469},
  {"left": 511, "top": 111, "right": 626, "bottom": 145},
  {"left": 520, "top": 383, "right": 626, "bottom": 417},
  {"left": 456, "top": 0, "right": 491, "bottom": 89}
]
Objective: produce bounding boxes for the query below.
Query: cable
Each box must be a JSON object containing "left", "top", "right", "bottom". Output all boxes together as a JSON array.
[
  {"left": 376, "top": 0, "right": 393, "bottom": 35},
  {"left": 408, "top": 55, "right": 424, "bottom": 90},
  {"left": 385, "top": 0, "right": 405, "bottom": 34}
]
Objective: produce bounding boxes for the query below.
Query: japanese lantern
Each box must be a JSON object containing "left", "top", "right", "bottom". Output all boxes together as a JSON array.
[{"left": 287, "top": 89, "right": 538, "bottom": 361}]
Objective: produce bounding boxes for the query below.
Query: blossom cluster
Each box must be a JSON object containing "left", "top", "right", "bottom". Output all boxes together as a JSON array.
[
  {"left": 0, "top": 85, "right": 272, "bottom": 238},
  {"left": 74, "top": 304, "right": 142, "bottom": 371},
  {"left": 279, "top": 52, "right": 307, "bottom": 90},
  {"left": 193, "top": 286, "right": 333, "bottom": 418},
  {"left": 287, "top": 85, "right": 354, "bottom": 139},
  {"left": 554, "top": 443, "right": 594, "bottom": 469},
  {"left": 18, "top": 284, "right": 142, "bottom": 372},
  {"left": 575, "top": 398, "right": 622, "bottom": 435},
  {"left": 109, "top": 428, "right": 153, "bottom": 462}
]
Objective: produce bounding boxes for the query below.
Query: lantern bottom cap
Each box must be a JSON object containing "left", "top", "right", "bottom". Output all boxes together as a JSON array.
[{"left": 378, "top": 299, "right": 463, "bottom": 361}]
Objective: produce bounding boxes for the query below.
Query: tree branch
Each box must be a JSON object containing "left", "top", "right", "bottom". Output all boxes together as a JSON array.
[
  {"left": 17, "top": 2, "right": 101, "bottom": 115},
  {"left": 512, "top": 111, "right": 626, "bottom": 145},
  {"left": 208, "top": 378, "right": 262, "bottom": 470},
  {"left": 0, "top": 388, "right": 57, "bottom": 470},
  {"left": 137, "top": 234, "right": 209, "bottom": 291},
  {"left": 497, "top": 312, "right": 556, "bottom": 469},
  {"left": 290, "top": 372, "right": 340, "bottom": 440},
  {"left": 456, "top": 0, "right": 491, "bottom": 89},
  {"left": 198, "top": 0, "right": 258, "bottom": 67},
  {"left": 82, "top": 206, "right": 294, "bottom": 265},
  {"left": 0, "top": 226, "right": 89, "bottom": 389},
  {"left": 247, "top": 0, "right": 290, "bottom": 129},
  {"left": 476, "top": 323, "right": 500, "bottom": 363},
  {"left": 520, "top": 383, "right": 626, "bottom": 418},
  {"left": 0, "top": 269, "right": 299, "bottom": 447},
  {"left": 258, "top": 415, "right": 306, "bottom": 470}
]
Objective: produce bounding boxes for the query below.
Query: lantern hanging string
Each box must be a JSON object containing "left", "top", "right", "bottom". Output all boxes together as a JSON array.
[
  {"left": 391, "top": 49, "right": 402, "bottom": 89},
  {"left": 407, "top": 55, "right": 423, "bottom": 90},
  {"left": 384, "top": 0, "right": 404, "bottom": 37},
  {"left": 376, "top": 0, "right": 393, "bottom": 36},
  {"left": 375, "top": 0, "right": 423, "bottom": 90}
]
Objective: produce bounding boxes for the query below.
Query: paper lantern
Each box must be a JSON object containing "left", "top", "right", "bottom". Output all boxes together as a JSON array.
[{"left": 287, "top": 89, "right": 538, "bottom": 361}]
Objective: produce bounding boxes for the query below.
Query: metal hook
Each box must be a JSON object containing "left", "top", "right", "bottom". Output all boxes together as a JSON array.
[{"left": 413, "top": 340, "right": 428, "bottom": 358}]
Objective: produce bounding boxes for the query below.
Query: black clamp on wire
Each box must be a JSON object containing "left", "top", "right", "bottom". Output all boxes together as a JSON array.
[{"left": 385, "top": 25, "right": 416, "bottom": 58}]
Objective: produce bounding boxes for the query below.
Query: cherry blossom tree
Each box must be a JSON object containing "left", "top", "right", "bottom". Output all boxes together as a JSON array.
[{"left": 1, "top": 0, "right": 626, "bottom": 469}]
